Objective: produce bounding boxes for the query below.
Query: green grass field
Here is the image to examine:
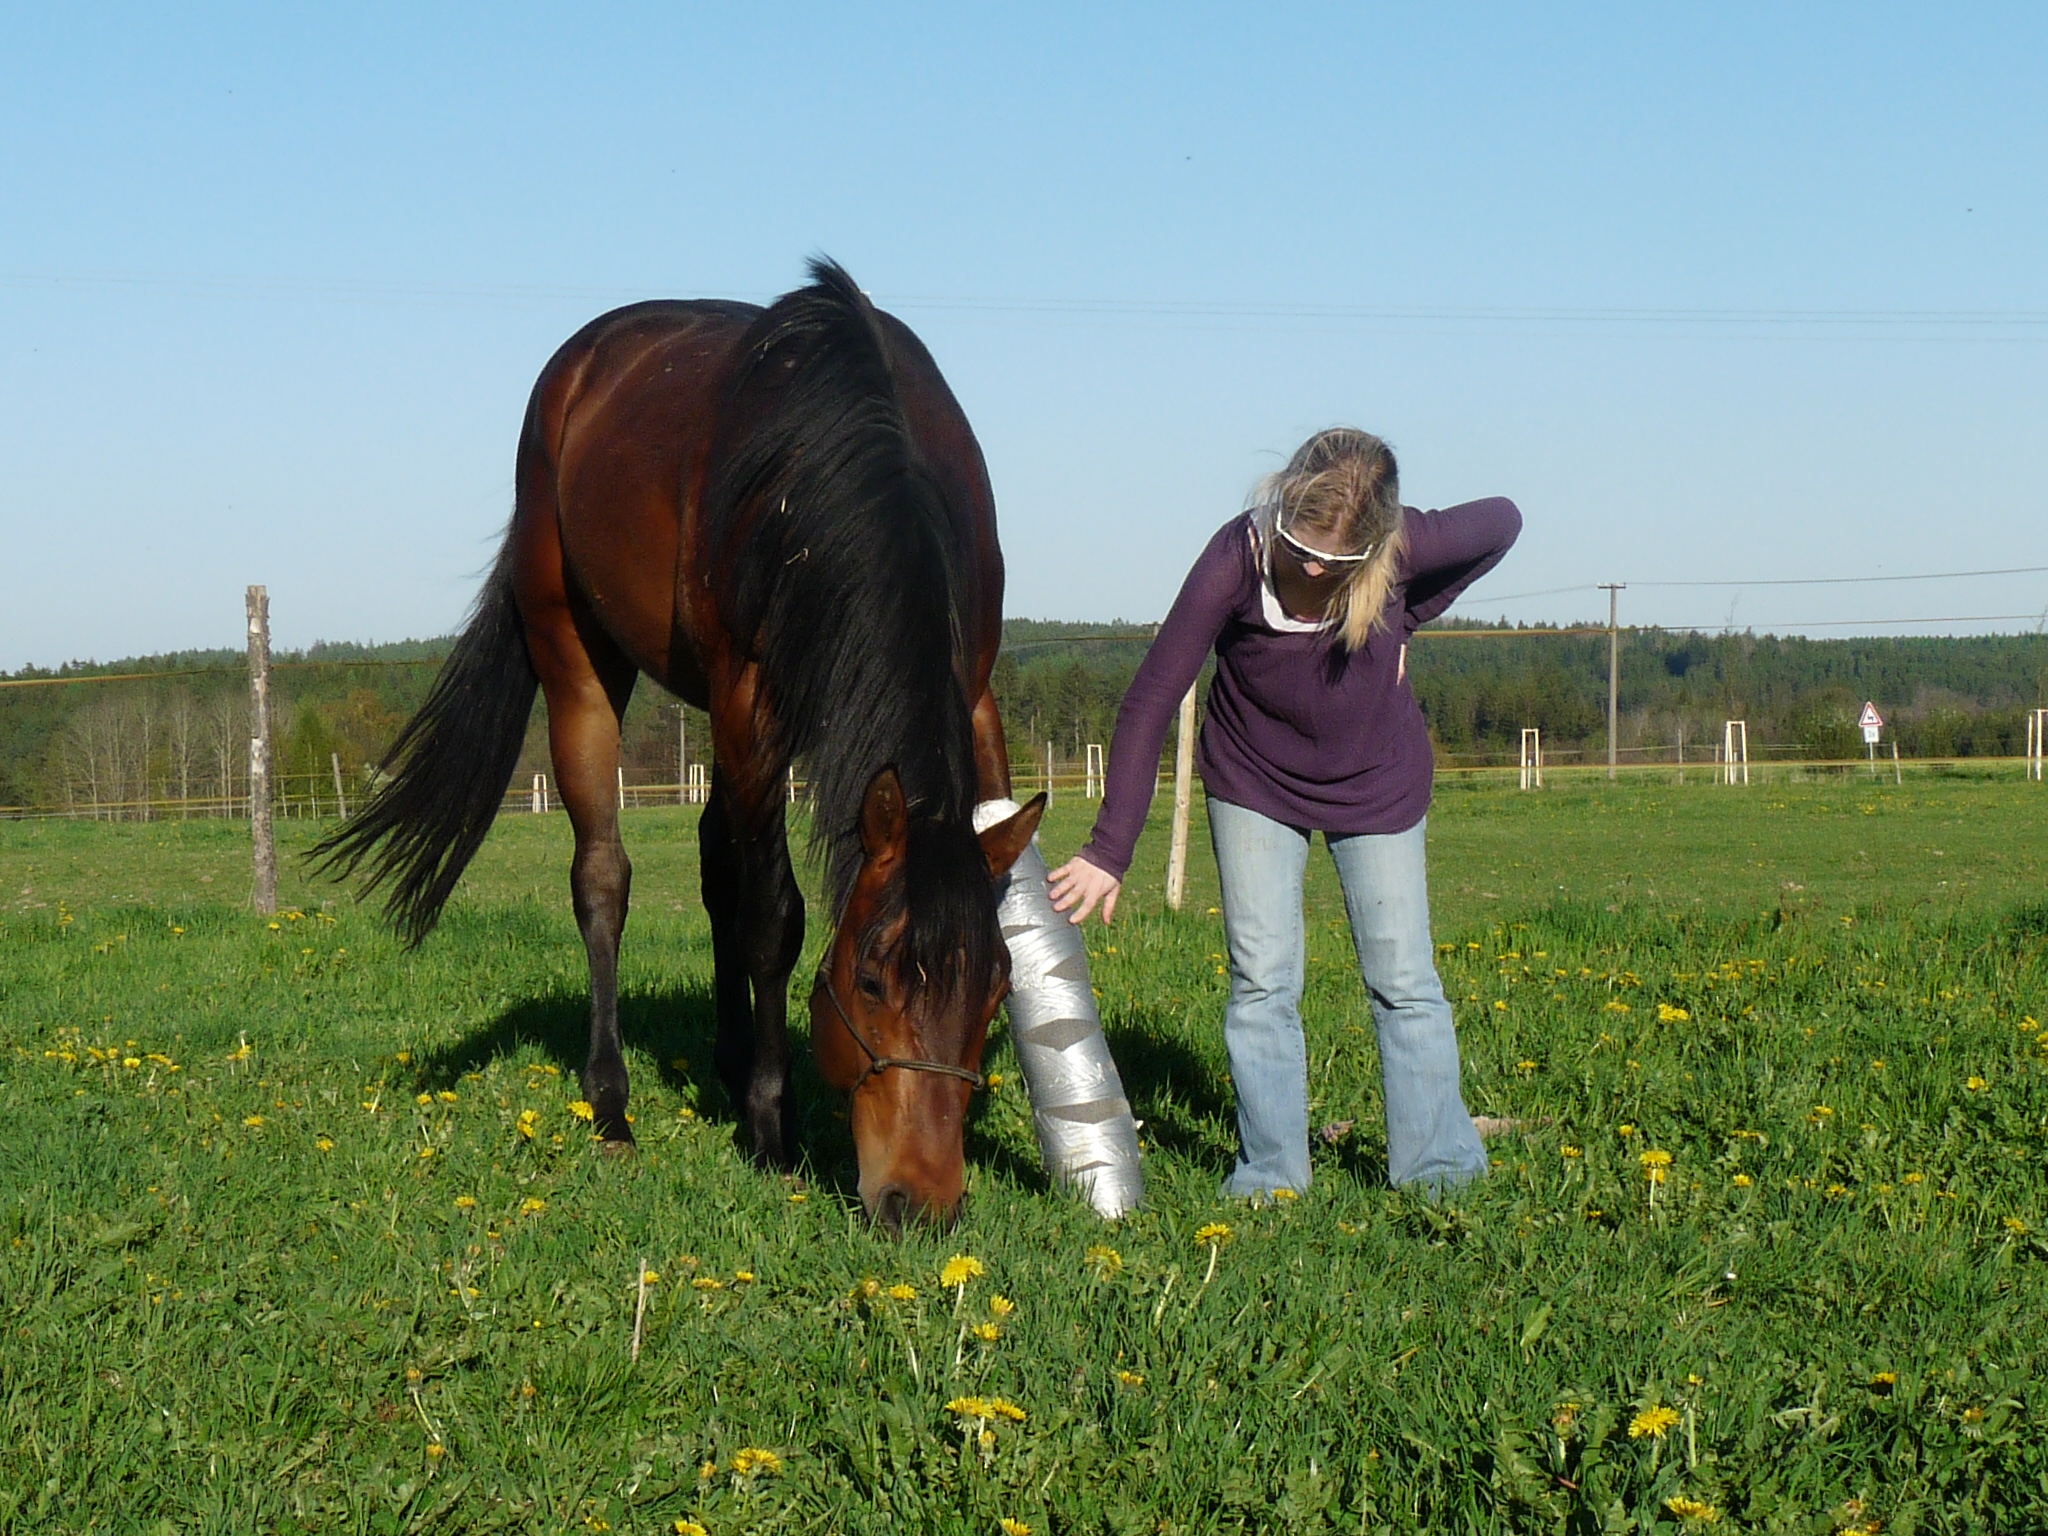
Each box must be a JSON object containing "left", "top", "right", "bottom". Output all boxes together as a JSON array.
[{"left": 4, "top": 777, "right": 2045, "bottom": 1534}]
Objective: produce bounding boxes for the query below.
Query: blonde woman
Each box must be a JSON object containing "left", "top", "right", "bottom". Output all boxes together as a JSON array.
[{"left": 1050, "top": 428, "right": 1520, "bottom": 1197}]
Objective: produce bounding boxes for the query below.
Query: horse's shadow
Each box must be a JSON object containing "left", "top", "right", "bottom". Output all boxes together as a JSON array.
[
  {"left": 412, "top": 986, "right": 1356, "bottom": 1200},
  {"left": 414, "top": 985, "right": 724, "bottom": 1105}
]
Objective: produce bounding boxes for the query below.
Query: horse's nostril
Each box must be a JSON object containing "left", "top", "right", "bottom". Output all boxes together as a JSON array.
[{"left": 872, "top": 1186, "right": 911, "bottom": 1238}]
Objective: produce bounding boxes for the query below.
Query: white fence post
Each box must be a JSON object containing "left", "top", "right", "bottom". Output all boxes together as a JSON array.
[
  {"left": 2027, "top": 708, "right": 2046, "bottom": 782},
  {"left": 1722, "top": 720, "right": 1749, "bottom": 786},
  {"left": 1085, "top": 743, "right": 1104, "bottom": 799},
  {"left": 1165, "top": 686, "right": 1198, "bottom": 912},
  {"left": 246, "top": 585, "right": 276, "bottom": 915},
  {"left": 1519, "top": 727, "right": 1542, "bottom": 790}
]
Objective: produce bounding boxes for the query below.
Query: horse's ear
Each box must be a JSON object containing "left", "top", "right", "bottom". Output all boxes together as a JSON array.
[
  {"left": 978, "top": 793, "right": 1046, "bottom": 878},
  {"left": 860, "top": 766, "right": 908, "bottom": 863}
]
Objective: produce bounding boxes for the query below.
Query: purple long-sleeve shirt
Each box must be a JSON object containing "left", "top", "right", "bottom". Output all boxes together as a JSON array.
[{"left": 1078, "top": 498, "right": 1522, "bottom": 880}]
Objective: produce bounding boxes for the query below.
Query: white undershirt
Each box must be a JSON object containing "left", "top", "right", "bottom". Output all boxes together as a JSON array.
[{"left": 1247, "top": 517, "right": 1327, "bottom": 635}]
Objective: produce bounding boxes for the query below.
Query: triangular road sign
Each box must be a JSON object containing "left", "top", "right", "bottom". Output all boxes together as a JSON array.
[{"left": 1858, "top": 702, "right": 1884, "bottom": 730}]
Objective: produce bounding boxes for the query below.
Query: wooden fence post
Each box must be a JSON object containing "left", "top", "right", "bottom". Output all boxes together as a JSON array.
[
  {"left": 247, "top": 585, "right": 276, "bottom": 914},
  {"left": 330, "top": 752, "right": 347, "bottom": 820},
  {"left": 1165, "top": 684, "right": 1197, "bottom": 912}
]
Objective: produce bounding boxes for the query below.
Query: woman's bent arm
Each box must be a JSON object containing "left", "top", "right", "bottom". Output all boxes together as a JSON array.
[{"left": 1401, "top": 498, "right": 1522, "bottom": 627}]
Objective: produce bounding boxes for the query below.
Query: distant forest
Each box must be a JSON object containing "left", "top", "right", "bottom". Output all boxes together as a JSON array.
[{"left": 4, "top": 620, "right": 2046, "bottom": 813}]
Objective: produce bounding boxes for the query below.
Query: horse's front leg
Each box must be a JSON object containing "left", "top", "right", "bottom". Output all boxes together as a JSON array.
[{"left": 701, "top": 778, "right": 805, "bottom": 1167}]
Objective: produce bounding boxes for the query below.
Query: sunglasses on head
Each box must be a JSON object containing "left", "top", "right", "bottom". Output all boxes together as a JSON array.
[{"left": 1274, "top": 519, "right": 1376, "bottom": 568}]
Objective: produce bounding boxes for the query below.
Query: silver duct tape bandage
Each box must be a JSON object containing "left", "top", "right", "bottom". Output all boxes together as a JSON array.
[{"left": 976, "top": 799, "right": 1146, "bottom": 1219}]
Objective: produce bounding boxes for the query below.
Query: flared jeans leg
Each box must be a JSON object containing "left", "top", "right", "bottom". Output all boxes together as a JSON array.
[
  {"left": 1327, "top": 817, "right": 1488, "bottom": 1192},
  {"left": 1207, "top": 797, "right": 1313, "bottom": 1198}
]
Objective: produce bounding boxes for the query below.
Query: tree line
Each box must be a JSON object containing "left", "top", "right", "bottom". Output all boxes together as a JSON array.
[{"left": 5, "top": 621, "right": 2045, "bottom": 815}]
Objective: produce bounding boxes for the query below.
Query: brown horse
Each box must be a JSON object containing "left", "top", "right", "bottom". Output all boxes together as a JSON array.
[{"left": 315, "top": 260, "right": 1044, "bottom": 1231}]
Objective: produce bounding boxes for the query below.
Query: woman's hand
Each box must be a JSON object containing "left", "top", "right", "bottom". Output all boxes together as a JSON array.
[{"left": 1048, "top": 854, "right": 1122, "bottom": 926}]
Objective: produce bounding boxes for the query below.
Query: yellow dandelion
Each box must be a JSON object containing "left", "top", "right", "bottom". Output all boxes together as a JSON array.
[
  {"left": 520, "top": 1197, "right": 546, "bottom": 1215},
  {"left": 1116, "top": 1370, "right": 1145, "bottom": 1388},
  {"left": 1656, "top": 1003, "right": 1691, "bottom": 1023},
  {"left": 438, "top": 1090, "right": 458, "bottom": 1103},
  {"left": 1085, "top": 1244, "right": 1123, "bottom": 1279},
  {"left": 568, "top": 1100, "right": 596, "bottom": 1121},
  {"left": 1639, "top": 1148, "right": 1673, "bottom": 1169},
  {"left": 987, "top": 1398, "right": 1025, "bottom": 1421},
  {"left": 416, "top": 1093, "right": 433, "bottom": 1106},
  {"left": 853, "top": 1278, "right": 880, "bottom": 1300},
  {"left": 1629, "top": 1405, "right": 1681, "bottom": 1439},
  {"left": 242, "top": 1115, "right": 265, "bottom": 1128},
  {"left": 1516, "top": 1059, "right": 1538, "bottom": 1073},
  {"left": 945, "top": 1395, "right": 992, "bottom": 1419},
  {"left": 989, "top": 1294, "right": 1015, "bottom": 1317},
  {"left": 970, "top": 1322, "right": 1001, "bottom": 1342},
  {"left": 734, "top": 1270, "right": 755, "bottom": 1283},
  {"left": 1617, "top": 1124, "right": 1636, "bottom": 1138},
  {"left": 986, "top": 1072, "right": 1004, "bottom": 1089},
  {"left": 1871, "top": 1371, "right": 1897, "bottom": 1390},
  {"left": 315, "top": 1137, "right": 336, "bottom": 1152},
  {"left": 122, "top": 1056, "right": 142, "bottom": 1069},
  {"left": 1664, "top": 1495, "right": 1719, "bottom": 1523},
  {"left": 455, "top": 1195, "right": 478, "bottom": 1209},
  {"left": 999, "top": 1521, "right": 1032, "bottom": 1536},
  {"left": 1965, "top": 1076, "right": 1989, "bottom": 1092},
  {"left": 940, "top": 1254, "right": 986, "bottom": 1288},
  {"left": 641, "top": 1270, "right": 661, "bottom": 1285},
  {"left": 1194, "top": 1222, "right": 1234, "bottom": 1247},
  {"left": 1560, "top": 1145, "right": 1583, "bottom": 1159},
  {"left": 693, "top": 1277, "right": 724, "bottom": 1291},
  {"left": 1731, "top": 1174, "right": 1753, "bottom": 1188},
  {"left": 1603, "top": 1000, "right": 1632, "bottom": 1014},
  {"left": 1903, "top": 1172, "right": 1924, "bottom": 1185},
  {"left": 887, "top": 1283, "right": 917, "bottom": 1301},
  {"left": 425, "top": 1441, "right": 446, "bottom": 1460},
  {"left": 730, "top": 1447, "right": 781, "bottom": 1476},
  {"left": 2003, "top": 1216, "right": 2029, "bottom": 1235},
  {"left": 673, "top": 1522, "right": 708, "bottom": 1536},
  {"left": 418, "top": 1147, "right": 436, "bottom": 1160}
]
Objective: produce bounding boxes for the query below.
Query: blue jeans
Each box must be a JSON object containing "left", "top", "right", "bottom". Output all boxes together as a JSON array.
[{"left": 1208, "top": 797, "right": 1488, "bottom": 1197}]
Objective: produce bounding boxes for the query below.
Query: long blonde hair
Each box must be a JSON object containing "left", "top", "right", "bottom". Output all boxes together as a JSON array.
[{"left": 1253, "top": 428, "right": 1406, "bottom": 650}]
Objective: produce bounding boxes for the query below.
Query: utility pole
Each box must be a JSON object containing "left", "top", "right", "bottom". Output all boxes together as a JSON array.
[{"left": 1598, "top": 583, "right": 1625, "bottom": 782}]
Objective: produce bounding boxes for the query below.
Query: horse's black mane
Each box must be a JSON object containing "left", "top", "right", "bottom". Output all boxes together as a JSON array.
[{"left": 705, "top": 259, "right": 990, "bottom": 999}]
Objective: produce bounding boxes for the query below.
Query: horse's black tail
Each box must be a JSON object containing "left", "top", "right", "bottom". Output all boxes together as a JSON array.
[{"left": 310, "top": 545, "right": 538, "bottom": 946}]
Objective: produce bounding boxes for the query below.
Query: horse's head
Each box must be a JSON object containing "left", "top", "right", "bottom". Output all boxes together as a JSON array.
[{"left": 810, "top": 767, "right": 1045, "bottom": 1234}]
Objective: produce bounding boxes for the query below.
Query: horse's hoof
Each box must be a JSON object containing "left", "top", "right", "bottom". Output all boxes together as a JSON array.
[{"left": 601, "top": 1137, "right": 637, "bottom": 1159}]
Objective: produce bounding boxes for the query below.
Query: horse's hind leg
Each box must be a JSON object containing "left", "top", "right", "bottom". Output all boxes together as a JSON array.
[
  {"left": 700, "top": 776, "right": 804, "bottom": 1167},
  {"left": 525, "top": 603, "right": 639, "bottom": 1147}
]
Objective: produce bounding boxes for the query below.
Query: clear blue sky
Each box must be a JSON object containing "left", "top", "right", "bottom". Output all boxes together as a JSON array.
[{"left": 3, "top": 3, "right": 2044, "bottom": 670}]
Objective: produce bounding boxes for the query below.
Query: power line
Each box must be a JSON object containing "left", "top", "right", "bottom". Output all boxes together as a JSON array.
[
  {"left": 1472, "top": 563, "right": 2048, "bottom": 605},
  {"left": 1633, "top": 563, "right": 2048, "bottom": 588},
  {"left": 7, "top": 267, "right": 2048, "bottom": 335},
  {"left": 1655, "top": 612, "right": 2047, "bottom": 632}
]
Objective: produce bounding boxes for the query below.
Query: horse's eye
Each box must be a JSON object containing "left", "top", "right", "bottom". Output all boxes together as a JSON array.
[{"left": 856, "top": 970, "right": 887, "bottom": 1004}]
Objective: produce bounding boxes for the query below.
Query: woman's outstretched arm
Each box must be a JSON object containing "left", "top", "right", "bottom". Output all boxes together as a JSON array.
[{"left": 1050, "top": 520, "right": 1245, "bottom": 922}]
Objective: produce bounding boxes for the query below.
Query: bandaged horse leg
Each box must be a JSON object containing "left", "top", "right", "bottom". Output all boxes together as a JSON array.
[{"left": 974, "top": 799, "right": 1146, "bottom": 1218}]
